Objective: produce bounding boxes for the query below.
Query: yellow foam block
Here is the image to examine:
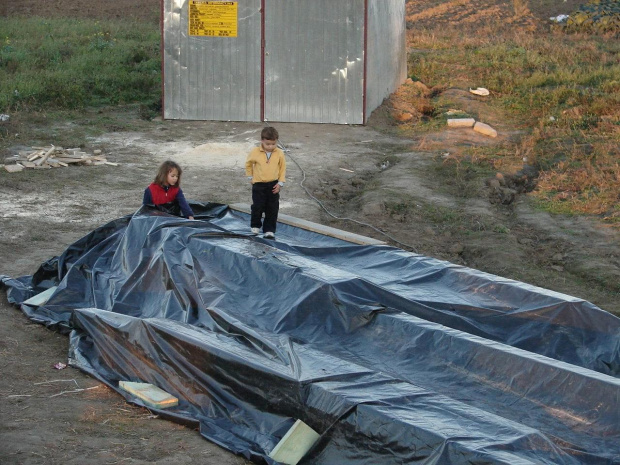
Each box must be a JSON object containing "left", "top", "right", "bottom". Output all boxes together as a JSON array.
[
  {"left": 269, "top": 419, "right": 320, "bottom": 465},
  {"left": 118, "top": 381, "right": 178, "bottom": 409},
  {"left": 23, "top": 286, "right": 58, "bottom": 306}
]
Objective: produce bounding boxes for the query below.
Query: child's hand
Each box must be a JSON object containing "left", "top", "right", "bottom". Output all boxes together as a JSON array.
[
  {"left": 272, "top": 184, "right": 281, "bottom": 194},
  {"left": 189, "top": 216, "right": 194, "bottom": 220}
]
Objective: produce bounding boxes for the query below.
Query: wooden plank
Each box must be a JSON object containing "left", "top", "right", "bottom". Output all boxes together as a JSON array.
[
  {"left": 104, "top": 161, "right": 119, "bottom": 166},
  {"left": 28, "top": 151, "right": 43, "bottom": 161},
  {"left": 56, "top": 153, "right": 84, "bottom": 159},
  {"left": 118, "top": 381, "right": 179, "bottom": 409},
  {"left": 230, "top": 203, "right": 386, "bottom": 245},
  {"left": 34, "top": 146, "right": 56, "bottom": 166},
  {"left": 269, "top": 419, "right": 320, "bottom": 465},
  {"left": 53, "top": 157, "right": 84, "bottom": 164}
]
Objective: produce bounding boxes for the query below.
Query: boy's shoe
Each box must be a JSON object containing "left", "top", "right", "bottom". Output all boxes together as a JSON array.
[
  {"left": 251, "top": 227, "right": 260, "bottom": 234},
  {"left": 264, "top": 232, "right": 275, "bottom": 239}
]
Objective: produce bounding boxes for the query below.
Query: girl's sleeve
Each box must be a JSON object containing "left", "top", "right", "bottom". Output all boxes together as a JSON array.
[
  {"left": 176, "top": 189, "right": 195, "bottom": 218},
  {"left": 143, "top": 187, "right": 152, "bottom": 205}
]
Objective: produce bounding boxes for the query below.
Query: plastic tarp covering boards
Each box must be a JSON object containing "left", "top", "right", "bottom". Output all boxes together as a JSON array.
[{"left": 2, "top": 203, "right": 620, "bottom": 464}]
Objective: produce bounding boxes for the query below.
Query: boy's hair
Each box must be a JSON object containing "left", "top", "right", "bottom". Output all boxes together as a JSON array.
[
  {"left": 154, "top": 160, "right": 182, "bottom": 186},
  {"left": 261, "top": 126, "right": 279, "bottom": 141}
]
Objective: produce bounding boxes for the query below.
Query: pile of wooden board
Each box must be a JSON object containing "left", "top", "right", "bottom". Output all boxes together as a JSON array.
[{"left": 2, "top": 145, "right": 118, "bottom": 173}]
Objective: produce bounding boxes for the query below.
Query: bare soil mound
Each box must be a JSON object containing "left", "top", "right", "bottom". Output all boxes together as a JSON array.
[{"left": 2, "top": 0, "right": 160, "bottom": 22}]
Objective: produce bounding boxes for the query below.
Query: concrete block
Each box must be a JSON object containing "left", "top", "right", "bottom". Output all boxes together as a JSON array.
[
  {"left": 447, "top": 118, "right": 475, "bottom": 128},
  {"left": 473, "top": 122, "right": 498, "bottom": 137}
]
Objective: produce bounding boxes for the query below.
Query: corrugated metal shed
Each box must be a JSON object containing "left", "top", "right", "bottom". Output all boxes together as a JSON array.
[{"left": 162, "top": 0, "right": 406, "bottom": 124}]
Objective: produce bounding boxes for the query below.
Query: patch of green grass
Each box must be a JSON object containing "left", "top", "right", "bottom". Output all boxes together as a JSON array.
[
  {"left": 0, "top": 17, "right": 160, "bottom": 111},
  {"left": 530, "top": 197, "right": 578, "bottom": 215},
  {"left": 431, "top": 155, "right": 496, "bottom": 199},
  {"left": 492, "top": 224, "right": 511, "bottom": 234},
  {"left": 420, "top": 204, "right": 462, "bottom": 224},
  {"left": 385, "top": 201, "right": 410, "bottom": 216}
]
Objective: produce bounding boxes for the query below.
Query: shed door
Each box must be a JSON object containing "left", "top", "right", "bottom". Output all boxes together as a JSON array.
[
  {"left": 263, "top": 0, "right": 365, "bottom": 124},
  {"left": 163, "top": 0, "right": 262, "bottom": 121}
]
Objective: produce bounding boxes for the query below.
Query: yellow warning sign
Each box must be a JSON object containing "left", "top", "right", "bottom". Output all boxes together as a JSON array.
[{"left": 189, "top": 1, "right": 238, "bottom": 37}]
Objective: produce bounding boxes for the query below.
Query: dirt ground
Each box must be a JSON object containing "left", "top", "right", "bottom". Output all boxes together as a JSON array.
[{"left": 2, "top": 1, "right": 619, "bottom": 464}]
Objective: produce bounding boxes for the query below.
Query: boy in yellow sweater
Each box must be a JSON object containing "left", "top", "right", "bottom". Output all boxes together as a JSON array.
[{"left": 245, "top": 127, "right": 286, "bottom": 239}]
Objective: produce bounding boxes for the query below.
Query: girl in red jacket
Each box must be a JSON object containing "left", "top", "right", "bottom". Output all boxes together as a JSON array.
[{"left": 143, "top": 160, "right": 194, "bottom": 219}]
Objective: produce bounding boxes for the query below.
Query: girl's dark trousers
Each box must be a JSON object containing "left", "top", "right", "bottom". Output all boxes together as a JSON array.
[{"left": 251, "top": 181, "right": 279, "bottom": 233}]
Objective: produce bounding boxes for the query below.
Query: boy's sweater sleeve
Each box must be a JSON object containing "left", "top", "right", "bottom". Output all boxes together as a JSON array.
[
  {"left": 176, "top": 188, "right": 194, "bottom": 218},
  {"left": 143, "top": 187, "right": 152, "bottom": 205},
  {"left": 278, "top": 150, "right": 286, "bottom": 183},
  {"left": 245, "top": 151, "right": 254, "bottom": 177}
]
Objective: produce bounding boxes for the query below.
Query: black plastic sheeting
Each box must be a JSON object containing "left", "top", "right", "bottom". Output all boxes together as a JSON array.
[{"left": 2, "top": 203, "right": 620, "bottom": 464}]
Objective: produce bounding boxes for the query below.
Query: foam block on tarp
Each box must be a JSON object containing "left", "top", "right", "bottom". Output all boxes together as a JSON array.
[
  {"left": 23, "top": 286, "right": 57, "bottom": 306},
  {"left": 118, "top": 381, "right": 178, "bottom": 409},
  {"left": 269, "top": 419, "right": 320, "bottom": 464}
]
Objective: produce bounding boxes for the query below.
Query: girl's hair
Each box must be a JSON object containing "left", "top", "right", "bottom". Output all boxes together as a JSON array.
[{"left": 154, "top": 160, "right": 183, "bottom": 186}]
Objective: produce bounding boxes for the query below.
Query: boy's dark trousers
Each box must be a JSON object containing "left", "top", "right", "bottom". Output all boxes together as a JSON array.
[{"left": 251, "top": 181, "right": 279, "bottom": 233}]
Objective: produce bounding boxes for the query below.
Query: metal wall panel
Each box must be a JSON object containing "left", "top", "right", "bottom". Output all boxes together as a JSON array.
[
  {"left": 162, "top": 0, "right": 406, "bottom": 124},
  {"left": 163, "top": 0, "right": 262, "bottom": 121},
  {"left": 264, "top": 0, "right": 365, "bottom": 124},
  {"left": 365, "top": 0, "right": 407, "bottom": 122}
]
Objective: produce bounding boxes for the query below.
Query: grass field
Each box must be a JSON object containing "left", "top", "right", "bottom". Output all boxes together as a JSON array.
[{"left": 0, "top": 17, "right": 160, "bottom": 110}]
